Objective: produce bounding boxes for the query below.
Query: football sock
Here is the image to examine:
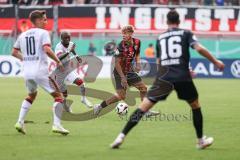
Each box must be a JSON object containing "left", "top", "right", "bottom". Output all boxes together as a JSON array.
[
  {"left": 122, "top": 108, "right": 145, "bottom": 135},
  {"left": 18, "top": 99, "right": 32, "bottom": 123},
  {"left": 80, "top": 85, "right": 85, "bottom": 96},
  {"left": 53, "top": 102, "right": 63, "bottom": 126},
  {"left": 100, "top": 101, "right": 108, "bottom": 108},
  {"left": 192, "top": 108, "right": 203, "bottom": 139}
]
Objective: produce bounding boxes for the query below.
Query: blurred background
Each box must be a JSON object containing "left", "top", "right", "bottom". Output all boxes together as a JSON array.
[{"left": 0, "top": 0, "right": 240, "bottom": 78}]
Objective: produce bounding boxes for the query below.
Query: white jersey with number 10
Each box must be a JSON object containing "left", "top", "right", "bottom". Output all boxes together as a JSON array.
[{"left": 13, "top": 28, "right": 51, "bottom": 79}]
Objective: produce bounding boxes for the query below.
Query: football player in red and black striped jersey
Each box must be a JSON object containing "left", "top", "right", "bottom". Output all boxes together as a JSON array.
[{"left": 93, "top": 25, "right": 159, "bottom": 117}]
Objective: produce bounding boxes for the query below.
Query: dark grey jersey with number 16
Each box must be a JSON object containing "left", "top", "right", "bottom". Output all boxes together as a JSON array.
[{"left": 156, "top": 28, "right": 198, "bottom": 82}]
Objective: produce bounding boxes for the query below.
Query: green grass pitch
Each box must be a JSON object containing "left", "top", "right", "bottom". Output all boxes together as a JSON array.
[{"left": 0, "top": 78, "right": 239, "bottom": 160}]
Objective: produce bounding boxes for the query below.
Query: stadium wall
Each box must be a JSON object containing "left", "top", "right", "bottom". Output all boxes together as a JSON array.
[
  {"left": 0, "top": 5, "right": 240, "bottom": 79},
  {"left": 1, "top": 37, "right": 240, "bottom": 58},
  {"left": 1, "top": 5, "right": 240, "bottom": 33},
  {"left": 1, "top": 5, "right": 240, "bottom": 58},
  {"left": 0, "top": 56, "right": 239, "bottom": 79}
]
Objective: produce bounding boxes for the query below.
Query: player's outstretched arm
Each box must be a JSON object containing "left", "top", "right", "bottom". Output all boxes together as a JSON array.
[
  {"left": 12, "top": 48, "right": 23, "bottom": 61},
  {"left": 193, "top": 43, "right": 225, "bottom": 71},
  {"left": 58, "top": 51, "right": 70, "bottom": 61}
]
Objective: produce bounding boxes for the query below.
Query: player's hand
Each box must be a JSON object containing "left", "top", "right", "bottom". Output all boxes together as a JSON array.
[
  {"left": 57, "top": 61, "right": 64, "bottom": 72},
  {"left": 121, "top": 77, "right": 128, "bottom": 89},
  {"left": 134, "top": 64, "right": 141, "bottom": 73},
  {"left": 189, "top": 68, "right": 196, "bottom": 78},
  {"left": 76, "top": 56, "right": 82, "bottom": 63},
  {"left": 214, "top": 60, "right": 225, "bottom": 71}
]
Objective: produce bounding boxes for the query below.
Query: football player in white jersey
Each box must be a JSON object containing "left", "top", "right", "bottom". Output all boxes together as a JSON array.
[
  {"left": 12, "top": 10, "right": 69, "bottom": 135},
  {"left": 54, "top": 32, "right": 93, "bottom": 111}
]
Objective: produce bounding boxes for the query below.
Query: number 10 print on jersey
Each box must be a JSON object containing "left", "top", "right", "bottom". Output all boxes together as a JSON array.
[{"left": 25, "top": 36, "right": 36, "bottom": 56}]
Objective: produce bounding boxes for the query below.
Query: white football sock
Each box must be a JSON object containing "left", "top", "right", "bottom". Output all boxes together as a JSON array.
[
  {"left": 17, "top": 99, "right": 32, "bottom": 124},
  {"left": 81, "top": 96, "right": 86, "bottom": 101},
  {"left": 53, "top": 102, "right": 63, "bottom": 126}
]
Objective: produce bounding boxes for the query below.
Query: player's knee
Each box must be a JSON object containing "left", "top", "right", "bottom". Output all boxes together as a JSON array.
[
  {"left": 116, "top": 93, "right": 126, "bottom": 100},
  {"left": 63, "top": 90, "right": 68, "bottom": 98},
  {"left": 27, "top": 91, "right": 37, "bottom": 102},
  {"left": 74, "top": 79, "right": 83, "bottom": 86},
  {"left": 54, "top": 95, "right": 64, "bottom": 103},
  {"left": 188, "top": 99, "right": 200, "bottom": 109},
  {"left": 55, "top": 98, "right": 64, "bottom": 103},
  {"left": 51, "top": 92, "right": 64, "bottom": 103},
  {"left": 140, "top": 85, "right": 147, "bottom": 93}
]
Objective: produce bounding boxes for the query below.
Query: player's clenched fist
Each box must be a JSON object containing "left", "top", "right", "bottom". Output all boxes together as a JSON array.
[{"left": 214, "top": 60, "right": 225, "bottom": 71}]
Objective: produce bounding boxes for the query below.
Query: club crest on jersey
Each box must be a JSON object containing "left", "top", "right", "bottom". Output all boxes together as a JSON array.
[
  {"left": 129, "top": 51, "right": 134, "bottom": 57},
  {"left": 134, "top": 45, "right": 138, "bottom": 50}
]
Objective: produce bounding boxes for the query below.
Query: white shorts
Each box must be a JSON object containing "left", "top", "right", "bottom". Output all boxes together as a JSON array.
[
  {"left": 51, "top": 71, "right": 79, "bottom": 93},
  {"left": 65, "top": 71, "right": 78, "bottom": 84},
  {"left": 25, "top": 77, "right": 58, "bottom": 94}
]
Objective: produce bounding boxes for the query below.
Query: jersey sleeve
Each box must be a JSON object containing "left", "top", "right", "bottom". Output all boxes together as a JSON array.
[
  {"left": 41, "top": 31, "right": 51, "bottom": 47},
  {"left": 188, "top": 31, "right": 199, "bottom": 49},
  {"left": 13, "top": 36, "right": 21, "bottom": 50}
]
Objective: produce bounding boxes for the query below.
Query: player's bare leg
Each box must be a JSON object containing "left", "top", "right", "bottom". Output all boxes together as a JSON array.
[
  {"left": 51, "top": 91, "right": 69, "bottom": 135},
  {"left": 133, "top": 81, "right": 160, "bottom": 117},
  {"left": 132, "top": 81, "right": 147, "bottom": 101},
  {"left": 188, "top": 99, "right": 214, "bottom": 149},
  {"left": 93, "top": 89, "right": 126, "bottom": 115},
  {"left": 111, "top": 98, "right": 155, "bottom": 148},
  {"left": 15, "top": 92, "right": 37, "bottom": 135},
  {"left": 73, "top": 78, "right": 93, "bottom": 108}
]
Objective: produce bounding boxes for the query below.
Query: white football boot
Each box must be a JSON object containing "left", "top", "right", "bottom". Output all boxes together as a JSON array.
[
  {"left": 52, "top": 124, "right": 69, "bottom": 135},
  {"left": 144, "top": 110, "right": 160, "bottom": 117},
  {"left": 93, "top": 104, "right": 103, "bottom": 115},
  {"left": 196, "top": 135, "right": 214, "bottom": 149},
  {"left": 110, "top": 133, "right": 125, "bottom": 149},
  {"left": 15, "top": 121, "right": 26, "bottom": 135}
]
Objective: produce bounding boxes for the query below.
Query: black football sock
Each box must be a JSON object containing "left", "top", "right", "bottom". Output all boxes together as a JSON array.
[
  {"left": 122, "top": 108, "right": 145, "bottom": 135},
  {"left": 192, "top": 108, "right": 203, "bottom": 139},
  {"left": 100, "top": 101, "right": 108, "bottom": 108}
]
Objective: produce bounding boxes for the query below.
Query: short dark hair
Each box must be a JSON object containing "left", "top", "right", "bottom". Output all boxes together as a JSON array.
[
  {"left": 167, "top": 9, "right": 180, "bottom": 25},
  {"left": 29, "top": 10, "right": 46, "bottom": 24},
  {"left": 60, "top": 31, "right": 70, "bottom": 39}
]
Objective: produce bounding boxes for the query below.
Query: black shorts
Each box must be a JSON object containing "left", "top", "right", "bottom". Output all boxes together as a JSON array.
[
  {"left": 113, "top": 71, "right": 142, "bottom": 90},
  {"left": 147, "top": 78, "right": 198, "bottom": 103}
]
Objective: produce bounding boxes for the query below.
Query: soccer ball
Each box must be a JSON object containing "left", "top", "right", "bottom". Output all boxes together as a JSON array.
[{"left": 116, "top": 102, "right": 128, "bottom": 115}]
